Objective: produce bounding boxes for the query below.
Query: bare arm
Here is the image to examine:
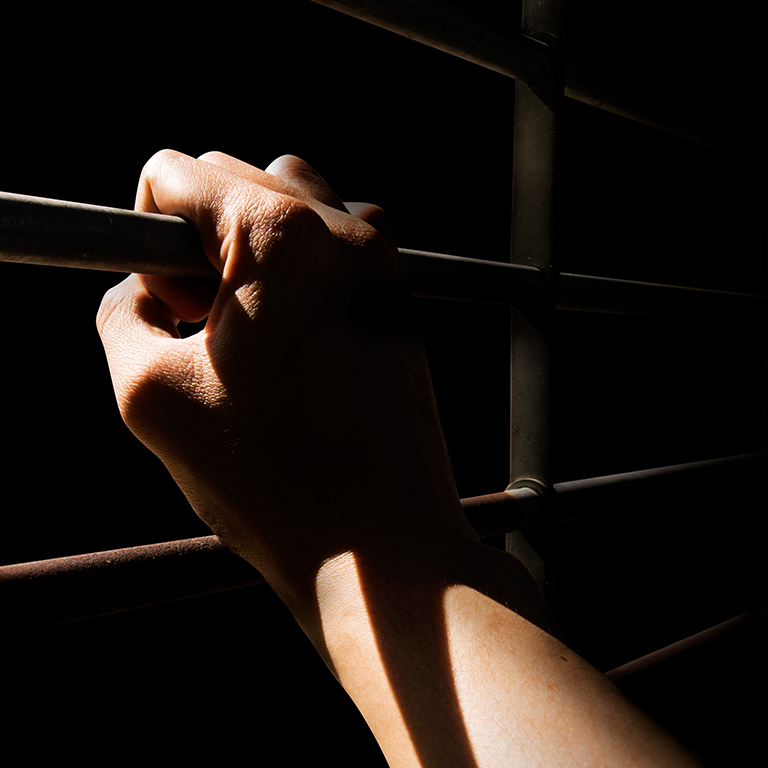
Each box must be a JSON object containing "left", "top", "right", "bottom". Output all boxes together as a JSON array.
[
  {"left": 96, "top": 150, "right": 704, "bottom": 768},
  {"left": 311, "top": 543, "right": 704, "bottom": 767}
]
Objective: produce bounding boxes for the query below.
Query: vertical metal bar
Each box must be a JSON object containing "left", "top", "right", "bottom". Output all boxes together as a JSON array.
[
  {"left": 506, "top": 0, "right": 565, "bottom": 598},
  {"left": 763, "top": 185, "right": 768, "bottom": 452}
]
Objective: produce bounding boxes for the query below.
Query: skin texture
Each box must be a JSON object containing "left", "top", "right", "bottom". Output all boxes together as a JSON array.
[{"left": 96, "top": 150, "right": 706, "bottom": 767}]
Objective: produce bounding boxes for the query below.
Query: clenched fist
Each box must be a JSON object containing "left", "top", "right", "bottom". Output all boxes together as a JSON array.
[{"left": 96, "top": 150, "right": 471, "bottom": 609}]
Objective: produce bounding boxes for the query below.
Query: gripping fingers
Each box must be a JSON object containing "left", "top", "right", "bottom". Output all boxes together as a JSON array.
[
  {"left": 199, "top": 151, "right": 350, "bottom": 215},
  {"left": 265, "top": 154, "right": 349, "bottom": 212},
  {"left": 345, "top": 202, "right": 398, "bottom": 252},
  {"left": 134, "top": 149, "right": 305, "bottom": 318}
]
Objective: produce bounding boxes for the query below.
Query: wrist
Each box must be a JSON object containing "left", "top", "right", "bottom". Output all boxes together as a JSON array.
[
  {"left": 291, "top": 534, "right": 555, "bottom": 767},
  {"left": 273, "top": 524, "right": 476, "bottom": 635},
  {"left": 233, "top": 480, "right": 478, "bottom": 618}
]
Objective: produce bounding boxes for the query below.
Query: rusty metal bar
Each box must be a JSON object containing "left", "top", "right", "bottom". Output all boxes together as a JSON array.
[
  {"left": 311, "top": 0, "right": 764, "bottom": 166},
  {"left": 605, "top": 605, "right": 768, "bottom": 765},
  {"left": 3, "top": 454, "right": 760, "bottom": 630},
  {"left": 0, "top": 490, "right": 541, "bottom": 630},
  {"left": 0, "top": 537, "right": 264, "bottom": 630},
  {"left": 606, "top": 607, "right": 768, "bottom": 682}
]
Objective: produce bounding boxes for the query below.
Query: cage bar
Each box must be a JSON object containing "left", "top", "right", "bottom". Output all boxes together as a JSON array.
[
  {"left": 507, "top": 0, "right": 563, "bottom": 493},
  {"left": 553, "top": 452, "right": 766, "bottom": 523},
  {"left": 311, "top": 0, "right": 764, "bottom": 166},
  {"left": 3, "top": 453, "right": 760, "bottom": 629},
  {"left": 0, "top": 537, "right": 264, "bottom": 630},
  {"left": 0, "top": 0, "right": 763, "bottom": 679},
  {"left": 0, "top": 491, "right": 538, "bottom": 630},
  {"left": 310, "top": 0, "right": 551, "bottom": 83},
  {"left": 2, "top": 194, "right": 763, "bottom": 321},
  {"left": 0, "top": 191, "right": 217, "bottom": 279}
]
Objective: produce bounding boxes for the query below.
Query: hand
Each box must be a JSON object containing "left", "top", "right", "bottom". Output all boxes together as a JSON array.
[
  {"left": 97, "top": 151, "right": 705, "bottom": 768},
  {"left": 96, "top": 150, "right": 474, "bottom": 607}
]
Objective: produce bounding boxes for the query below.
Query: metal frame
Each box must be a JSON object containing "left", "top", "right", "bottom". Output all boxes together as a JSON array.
[{"left": 0, "top": 0, "right": 765, "bottom": 631}]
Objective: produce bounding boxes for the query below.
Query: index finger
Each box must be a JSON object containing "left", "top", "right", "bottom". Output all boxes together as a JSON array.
[{"left": 135, "top": 149, "right": 295, "bottom": 277}]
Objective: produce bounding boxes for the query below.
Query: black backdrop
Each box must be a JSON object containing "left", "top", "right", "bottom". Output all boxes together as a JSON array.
[{"left": 3, "top": 2, "right": 765, "bottom": 764}]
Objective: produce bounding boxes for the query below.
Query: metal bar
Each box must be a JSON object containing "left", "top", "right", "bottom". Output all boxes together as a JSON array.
[
  {"left": 310, "top": 0, "right": 552, "bottom": 84},
  {"left": 461, "top": 488, "right": 544, "bottom": 537},
  {"left": 311, "top": 0, "right": 764, "bottom": 166},
  {"left": 508, "top": 0, "right": 563, "bottom": 494},
  {"left": 604, "top": 608, "right": 768, "bottom": 764},
  {"left": 1, "top": 194, "right": 763, "bottom": 320},
  {"left": 0, "top": 191, "right": 218, "bottom": 279},
  {"left": 0, "top": 491, "right": 540, "bottom": 630},
  {"left": 763, "top": 186, "right": 768, "bottom": 450},
  {"left": 4, "top": 454, "right": 760, "bottom": 629},
  {"left": 562, "top": 58, "right": 763, "bottom": 167},
  {"left": 398, "top": 248, "right": 543, "bottom": 304},
  {"left": 606, "top": 607, "right": 768, "bottom": 681},
  {"left": 406, "top": 251, "right": 765, "bottom": 321},
  {"left": 557, "top": 271, "right": 766, "bottom": 322},
  {"left": 0, "top": 537, "right": 264, "bottom": 630},
  {"left": 505, "top": 0, "right": 565, "bottom": 600},
  {"left": 553, "top": 452, "right": 766, "bottom": 523}
]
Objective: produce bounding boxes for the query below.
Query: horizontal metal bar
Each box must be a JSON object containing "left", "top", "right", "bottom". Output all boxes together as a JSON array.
[
  {"left": 311, "top": 0, "right": 552, "bottom": 84},
  {"left": 0, "top": 536, "right": 264, "bottom": 630},
  {"left": 399, "top": 248, "right": 543, "bottom": 303},
  {"left": 3, "top": 454, "right": 762, "bottom": 629},
  {"left": 554, "top": 452, "right": 766, "bottom": 523},
  {"left": 557, "top": 271, "right": 766, "bottom": 322},
  {"left": 462, "top": 488, "right": 544, "bottom": 537},
  {"left": 311, "top": 0, "right": 764, "bottom": 165},
  {"left": 606, "top": 607, "right": 768, "bottom": 681},
  {"left": 1, "top": 194, "right": 763, "bottom": 321},
  {"left": 0, "top": 191, "right": 218, "bottom": 279},
  {"left": 0, "top": 491, "right": 540, "bottom": 630},
  {"left": 562, "top": 58, "right": 763, "bottom": 167}
]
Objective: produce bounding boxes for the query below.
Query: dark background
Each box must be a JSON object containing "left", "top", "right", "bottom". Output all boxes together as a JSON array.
[{"left": 2, "top": 1, "right": 765, "bottom": 764}]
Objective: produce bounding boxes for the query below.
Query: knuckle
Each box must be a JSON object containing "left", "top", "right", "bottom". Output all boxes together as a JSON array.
[
  {"left": 246, "top": 192, "right": 329, "bottom": 252},
  {"left": 117, "top": 368, "right": 175, "bottom": 440},
  {"left": 139, "top": 148, "right": 181, "bottom": 180},
  {"left": 113, "top": 346, "right": 198, "bottom": 441},
  {"left": 95, "top": 288, "right": 116, "bottom": 334},
  {"left": 273, "top": 153, "right": 302, "bottom": 167},
  {"left": 266, "top": 154, "right": 307, "bottom": 177},
  {"left": 95, "top": 282, "right": 130, "bottom": 337},
  {"left": 348, "top": 216, "right": 394, "bottom": 262},
  {"left": 197, "top": 150, "right": 227, "bottom": 164},
  {"left": 351, "top": 203, "right": 396, "bottom": 251}
]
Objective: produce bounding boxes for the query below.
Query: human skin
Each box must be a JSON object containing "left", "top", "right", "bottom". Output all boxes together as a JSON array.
[{"left": 96, "top": 150, "right": 705, "bottom": 767}]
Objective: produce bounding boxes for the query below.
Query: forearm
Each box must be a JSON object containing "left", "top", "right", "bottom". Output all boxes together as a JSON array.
[{"left": 298, "top": 536, "right": 705, "bottom": 768}]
